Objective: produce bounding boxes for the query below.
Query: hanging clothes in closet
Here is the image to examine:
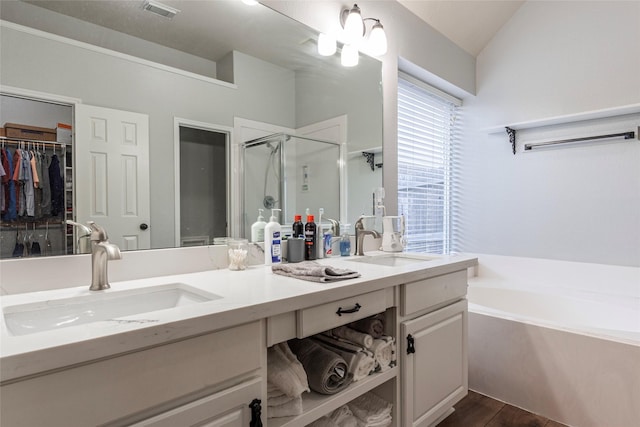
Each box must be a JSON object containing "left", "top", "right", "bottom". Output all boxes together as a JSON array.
[
  {"left": 1, "top": 147, "right": 17, "bottom": 220},
  {"left": 0, "top": 142, "right": 64, "bottom": 222}
]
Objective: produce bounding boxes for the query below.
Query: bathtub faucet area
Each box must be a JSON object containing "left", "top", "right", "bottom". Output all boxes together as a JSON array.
[{"left": 89, "top": 222, "right": 122, "bottom": 291}]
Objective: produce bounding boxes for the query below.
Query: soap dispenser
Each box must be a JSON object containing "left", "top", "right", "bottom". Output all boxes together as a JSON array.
[
  {"left": 264, "top": 208, "right": 282, "bottom": 265},
  {"left": 251, "top": 209, "right": 267, "bottom": 243}
]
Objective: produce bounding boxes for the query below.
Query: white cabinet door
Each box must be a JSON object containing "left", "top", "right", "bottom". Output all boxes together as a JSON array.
[
  {"left": 401, "top": 299, "right": 468, "bottom": 427},
  {"left": 131, "top": 377, "right": 262, "bottom": 427},
  {"left": 75, "top": 104, "right": 150, "bottom": 250}
]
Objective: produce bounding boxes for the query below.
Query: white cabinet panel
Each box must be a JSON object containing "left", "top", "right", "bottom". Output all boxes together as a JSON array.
[
  {"left": 401, "top": 299, "right": 468, "bottom": 427},
  {"left": 132, "top": 377, "right": 262, "bottom": 427}
]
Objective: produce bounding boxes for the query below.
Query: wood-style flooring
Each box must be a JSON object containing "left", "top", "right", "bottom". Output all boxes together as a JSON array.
[{"left": 437, "top": 391, "right": 568, "bottom": 427}]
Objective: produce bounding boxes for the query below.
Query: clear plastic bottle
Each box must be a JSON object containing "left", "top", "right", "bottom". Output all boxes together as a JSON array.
[{"left": 340, "top": 228, "right": 351, "bottom": 256}]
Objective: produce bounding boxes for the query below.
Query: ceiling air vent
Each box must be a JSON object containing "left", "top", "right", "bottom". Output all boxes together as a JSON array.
[{"left": 142, "top": 0, "right": 180, "bottom": 19}]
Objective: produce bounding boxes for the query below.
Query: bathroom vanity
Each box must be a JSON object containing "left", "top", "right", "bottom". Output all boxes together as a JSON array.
[{"left": 0, "top": 252, "right": 477, "bottom": 427}]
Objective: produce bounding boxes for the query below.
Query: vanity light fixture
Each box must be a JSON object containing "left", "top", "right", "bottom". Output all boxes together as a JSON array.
[
  {"left": 342, "top": 4, "right": 365, "bottom": 44},
  {"left": 367, "top": 20, "right": 388, "bottom": 56},
  {"left": 318, "top": 33, "right": 337, "bottom": 56},
  {"left": 142, "top": 0, "right": 180, "bottom": 19},
  {"left": 341, "top": 43, "right": 359, "bottom": 67},
  {"left": 339, "top": 4, "right": 388, "bottom": 58}
]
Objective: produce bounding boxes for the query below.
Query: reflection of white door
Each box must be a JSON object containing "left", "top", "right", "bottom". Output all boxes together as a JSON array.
[{"left": 75, "top": 104, "right": 150, "bottom": 250}]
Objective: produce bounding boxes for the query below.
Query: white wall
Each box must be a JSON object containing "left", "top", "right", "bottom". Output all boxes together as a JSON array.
[{"left": 458, "top": 1, "right": 640, "bottom": 266}]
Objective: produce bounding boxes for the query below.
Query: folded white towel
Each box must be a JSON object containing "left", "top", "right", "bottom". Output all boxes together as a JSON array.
[
  {"left": 267, "top": 395, "right": 303, "bottom": 418},
  {"left": 370, "top": 336, "right": 396, "bottom": 372},
  {"left": 331, "top": 325, "right": 374, "bottom": 348},
  {"left": 308, "top": 415, "right": 338, "bottom": 427},
  {"left": 267, "top": 342, "right": 310, "bottom": 398},
  {"left": 330, "top": 405, "right": 359, "bottom": 427},
  {"left": 348, "top": 392, "right": 393, "bottom": 424},
  {"left": 313, "top": 335, "right": 376, "bottom": 382},
  {"left": 267, "top": 384, "right": 297, "bottom": 407}
]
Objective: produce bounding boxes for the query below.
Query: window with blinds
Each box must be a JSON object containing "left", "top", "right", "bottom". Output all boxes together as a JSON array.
[{"left": 397, "top": 73, "right": 461, "bottom": 254}]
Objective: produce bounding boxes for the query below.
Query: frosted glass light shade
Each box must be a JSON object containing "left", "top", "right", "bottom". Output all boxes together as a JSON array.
[
  {"left": 343, "top": 5, "right": 364, "bottom": 44},
  {"left": 318, "top": 33, "right": 337, "bottom": 56},
  {"left": 341, "top": 44, "right": 359, "bottom": 67},
  {"left": 368, "top": 21, "right": 387, "bottom": 56}
]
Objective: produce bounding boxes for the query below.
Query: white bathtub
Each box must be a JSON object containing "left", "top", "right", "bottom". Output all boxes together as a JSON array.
[{"left": 466, "top": 255, "right": 640, "bottom": 427}]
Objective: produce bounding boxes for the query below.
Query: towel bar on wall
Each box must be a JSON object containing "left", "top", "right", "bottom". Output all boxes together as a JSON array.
[{"left": 523, "top": 128, "right": 637, "bottom": 151}]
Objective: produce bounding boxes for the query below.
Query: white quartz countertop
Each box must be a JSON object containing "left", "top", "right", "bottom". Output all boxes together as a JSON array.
[{"left": 0, "top": 252, "right": 477, "bottom": 383}]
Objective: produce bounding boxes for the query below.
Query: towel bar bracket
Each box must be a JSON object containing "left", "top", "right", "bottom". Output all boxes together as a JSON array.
[{"left": 505, "top": 127, "right": 517, "bottom": 155}]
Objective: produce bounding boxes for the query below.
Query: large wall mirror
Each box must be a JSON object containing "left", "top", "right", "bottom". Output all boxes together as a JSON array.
[{"left": 0, "top": 0, "right": 383, "bottom": 257}]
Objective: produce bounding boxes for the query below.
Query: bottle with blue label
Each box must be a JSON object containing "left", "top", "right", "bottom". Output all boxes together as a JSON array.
[
  {"left": 340, "top": 225, "right": 351, "bottom": 256},
  {"left": 264, "top": 208, "right": 282, "bottom": 265}
]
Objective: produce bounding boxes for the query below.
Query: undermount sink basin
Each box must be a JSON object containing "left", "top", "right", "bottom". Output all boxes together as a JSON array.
[
  {"left": 346, "top": 253, "right": 437, "bottom": 267},
  {"left": 3, "top": 283, "right": 222, "bottom": 336}
]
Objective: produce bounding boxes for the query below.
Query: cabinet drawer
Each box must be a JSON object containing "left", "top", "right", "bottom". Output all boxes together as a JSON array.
[
  {"left": 401, "top": 270, "right": 467, "bottom": 316},
  {"left": 0, "top": 321, "right": 263, "bottom": 427},
  {"left": 296, "top": 289, "right": 388, "bottom": 338}
]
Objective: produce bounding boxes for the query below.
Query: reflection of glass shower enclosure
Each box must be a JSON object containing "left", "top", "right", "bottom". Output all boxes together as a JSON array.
[{"left": 243, "top": 133, "right": 341, "bottom": 236}]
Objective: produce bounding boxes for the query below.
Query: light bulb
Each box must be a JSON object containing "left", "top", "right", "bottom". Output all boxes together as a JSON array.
[
  {"left": 318, "top": 33, "right": 337, "bottom": 56},
  {"left": 368, "top": 21, "right": 387, "bottom": 56},
  {"left": 341, "top": 44, "right": 359, "bottom": 67},
  {"left": 343, "top": 4, "right": 364, "bottom": 44}
]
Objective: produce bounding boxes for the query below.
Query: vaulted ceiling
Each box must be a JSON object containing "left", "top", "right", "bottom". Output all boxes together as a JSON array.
[{"left": 397, "top": 0, "right": 525, "bottom": 56}]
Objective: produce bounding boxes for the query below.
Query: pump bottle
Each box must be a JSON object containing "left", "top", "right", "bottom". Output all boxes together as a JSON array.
[
  {"left": 264, "top": 208, "right": 282, "bottom": 265},
  {"left": 304, "top": 214, "right": 317, "bottom": 260},
  {"left": 251, "top": 209, "right": 267, "bottom": 243},
  {"left": 292, "top": 214, "right": 304, "bottom": 238}
]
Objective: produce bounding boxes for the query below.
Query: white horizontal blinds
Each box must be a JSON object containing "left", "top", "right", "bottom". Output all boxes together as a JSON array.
[{"left": 397, "top": 74, "right": 460, "bottom": 254}]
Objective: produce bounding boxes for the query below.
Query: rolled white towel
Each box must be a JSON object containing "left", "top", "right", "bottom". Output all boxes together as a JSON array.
[
  {"left": 331, "top": 326, "right": 374, "bottom": 348},
  {"left": 370, "top": 336, "right": 396, "bottom": 372}
]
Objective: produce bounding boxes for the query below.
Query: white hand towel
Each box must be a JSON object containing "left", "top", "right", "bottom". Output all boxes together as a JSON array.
[
  {"left": 267, "top": 342, "right": 310, "bottom": 398},
  {"left": 272, "top": 261, "right": 360, "bottom": 282}
]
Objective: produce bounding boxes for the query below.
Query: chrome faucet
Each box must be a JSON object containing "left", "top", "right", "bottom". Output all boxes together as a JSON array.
[
  {"left": 354, "top": 217, "right": 381, "bottom": 256},
  {"left": 88, "top": 221, "right": 122, "bottom": 291}
]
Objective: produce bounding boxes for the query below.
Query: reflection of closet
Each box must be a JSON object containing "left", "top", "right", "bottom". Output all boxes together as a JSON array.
[{"left": 0, "top": 93, "right": 73, "bottom": 259}]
